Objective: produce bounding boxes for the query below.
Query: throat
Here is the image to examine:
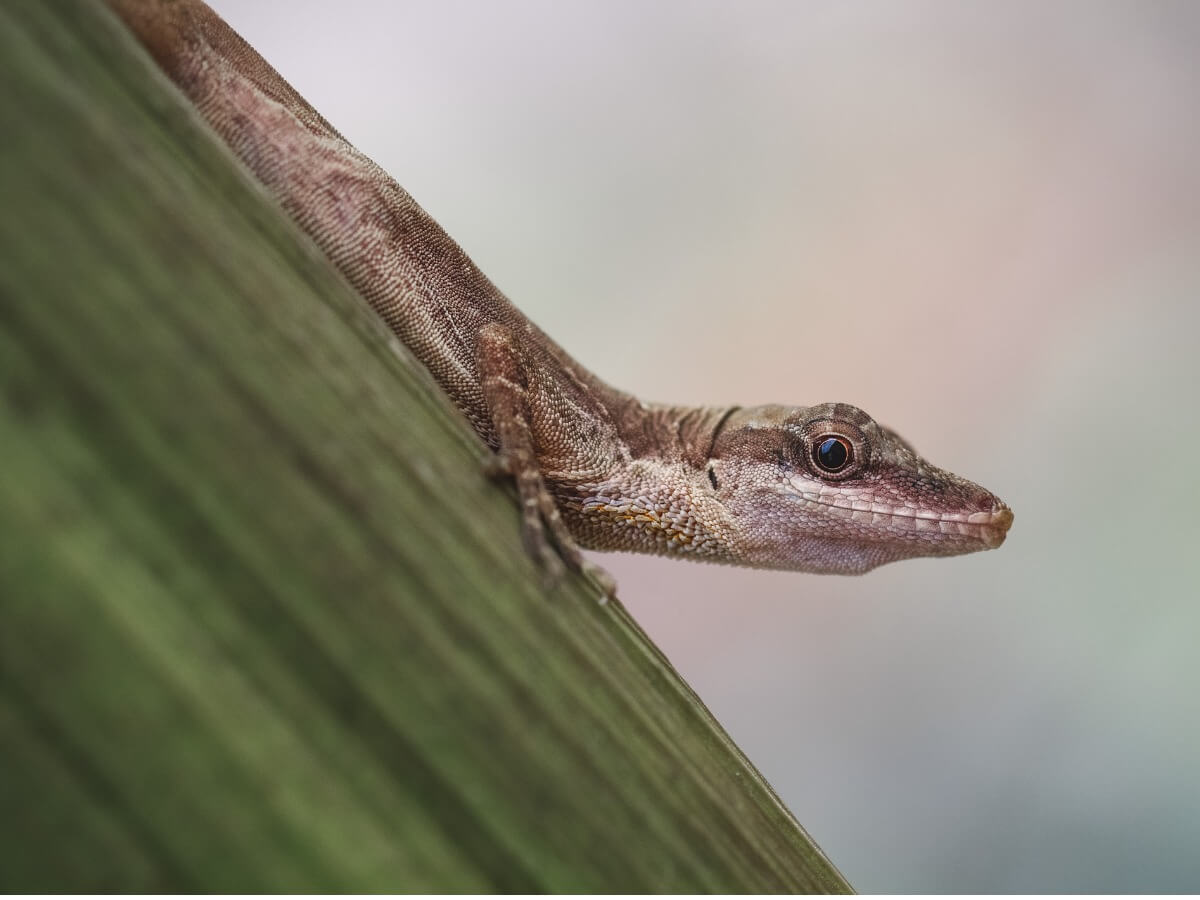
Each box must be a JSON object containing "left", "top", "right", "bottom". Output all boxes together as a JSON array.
[{"left": 557, "top": 457, "right": 737, "bottom": 561}]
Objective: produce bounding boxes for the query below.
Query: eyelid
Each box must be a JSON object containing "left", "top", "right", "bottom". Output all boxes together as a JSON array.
[{"left": 798, "top": 423, "right": 867, "bottom": 480}]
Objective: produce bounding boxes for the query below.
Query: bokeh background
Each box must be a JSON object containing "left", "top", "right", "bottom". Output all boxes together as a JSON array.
[{"left": 209, "top": 1, "right": 1200, "bottom": 891}]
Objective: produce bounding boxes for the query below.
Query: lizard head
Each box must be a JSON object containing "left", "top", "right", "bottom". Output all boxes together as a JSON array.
[{"left": 706, "top": 402, "right": 1013, "bottom": 573}]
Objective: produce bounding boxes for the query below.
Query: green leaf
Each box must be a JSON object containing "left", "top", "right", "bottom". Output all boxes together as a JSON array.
[{"left": 0, "top": 0, "right": 851, "bottom": 891}]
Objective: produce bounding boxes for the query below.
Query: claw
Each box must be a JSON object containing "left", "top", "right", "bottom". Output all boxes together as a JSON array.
[{"left": 582, "top": 560, "right": 618, "bottom": 604}]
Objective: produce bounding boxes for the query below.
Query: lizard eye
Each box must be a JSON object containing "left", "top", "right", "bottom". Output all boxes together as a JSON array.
[{"left": 813, "top": 436, "right": 851, "bottom": 473}]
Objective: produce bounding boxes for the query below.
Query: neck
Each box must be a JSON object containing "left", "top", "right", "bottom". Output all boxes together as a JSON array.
[{"left": 609, "top": 402, "right": 738, "bottom": 469}]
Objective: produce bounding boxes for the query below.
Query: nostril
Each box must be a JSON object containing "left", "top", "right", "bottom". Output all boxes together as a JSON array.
[
  {"left": 972, "top": 486, "right": 1006, "bottom": 513},
  {"left": 966, "top": 489, "right": 1014, "bottom": 535}
]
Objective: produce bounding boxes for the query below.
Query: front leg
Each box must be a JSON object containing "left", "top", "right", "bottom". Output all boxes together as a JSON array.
[{"left": 476, "top": 323, "right": 617, "bottom": 600}]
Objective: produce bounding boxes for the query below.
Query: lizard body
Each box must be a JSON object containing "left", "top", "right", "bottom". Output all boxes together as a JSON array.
[{"left": 108, "top": 0, "right": 1012, "bottom": 596}]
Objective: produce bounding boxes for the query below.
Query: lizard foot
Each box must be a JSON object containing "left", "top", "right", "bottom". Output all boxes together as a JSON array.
[
  {"left": 476, "top": 322, "right": 618, "bottom": 602},
  {"left": 472, "top": 321, "right": 619, "bottom": 602},
  {"left": 483, "top": 449, "right": 616, "bottom": 602}
]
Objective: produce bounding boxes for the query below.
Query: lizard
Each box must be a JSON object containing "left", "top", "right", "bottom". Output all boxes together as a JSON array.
[{"left": 106, "top": 0, "right": 1013, "bottom": 599}]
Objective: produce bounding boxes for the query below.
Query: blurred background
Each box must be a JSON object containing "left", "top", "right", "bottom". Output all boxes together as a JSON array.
[{"left": 209, "top": 1, "right": 1200, "bottom": 891}]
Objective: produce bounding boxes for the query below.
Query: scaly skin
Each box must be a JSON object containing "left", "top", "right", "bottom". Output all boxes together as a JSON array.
[{"left": 107, "top": 0, "right": 1013, "bottom": 596}]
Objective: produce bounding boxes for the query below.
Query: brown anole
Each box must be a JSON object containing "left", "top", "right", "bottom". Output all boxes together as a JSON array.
[{"left": 108, "top": 0, "right": 1013, "bottom": 599}]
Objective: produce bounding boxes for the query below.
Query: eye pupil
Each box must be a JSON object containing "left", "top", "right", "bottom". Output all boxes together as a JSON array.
[{"left": 814, "top": 436, "right": 850, "bottom": 472}]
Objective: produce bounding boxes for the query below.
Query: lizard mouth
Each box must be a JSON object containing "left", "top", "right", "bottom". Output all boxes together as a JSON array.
[{"left": 788, "top": 487, "right": 1014, "bottom": 549}]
